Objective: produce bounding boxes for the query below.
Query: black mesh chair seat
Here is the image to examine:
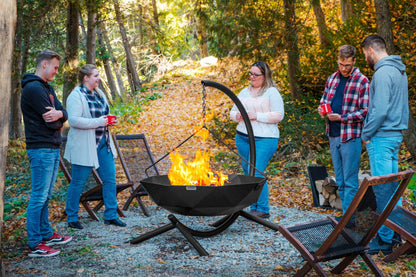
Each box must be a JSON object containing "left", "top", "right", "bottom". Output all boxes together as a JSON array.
[
  {"left": 288, "top": 218, "right": 367, "bottom": 261},
  {"left": 388, "top": 208, "right": 416, "bottom": 234},
  {"left": 383, "top": 205, "right": 416, "bottom": 262}
]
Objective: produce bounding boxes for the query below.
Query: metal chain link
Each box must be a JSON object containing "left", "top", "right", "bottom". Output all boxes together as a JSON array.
[{"left": 202, "top": 83, "right": 207, "bottom": 124}]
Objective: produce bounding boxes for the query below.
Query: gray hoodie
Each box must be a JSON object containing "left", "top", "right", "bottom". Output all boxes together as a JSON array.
[{"left": 362, "top": 55, "right": 409, "bottom": 141}]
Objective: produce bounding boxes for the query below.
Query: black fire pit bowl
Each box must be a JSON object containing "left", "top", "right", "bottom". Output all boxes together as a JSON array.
[{"left": 140, "top": 174, "right": 266, "bottom": 216}]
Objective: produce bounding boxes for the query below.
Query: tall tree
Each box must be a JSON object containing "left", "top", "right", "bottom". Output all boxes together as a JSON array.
[
  {"left": 86, "top": 0, "right": 97, "bottom": 64},
  {"left": 100, "top": 21, "right": 126, "bottom": 96},
  {"left": 310, "top": 0, "right": 330, "bottom": 47},
  {"left": 113, "top": 0, "right": 141, "bottom": 93},
  {"left": 195, "top": 0, "right": 209, "bottom": 57},
  {"left": 374, "top": 0, "right": 395, "bottom": 54},
  {"left": 97, "top": 25, "right": 123, "bottom": 102},
  {"left": 340, "top": 0, "right": 353, "bottom": 22},
  {"left": 373, "top": 0, "right": 416, "bottom": 159},
  {"left": 1, "top": 1, "right": 17, "bottom": 275},
  {"left": 10, "top": 1, "right": 24, "bottom": 139},
  {"left": 63, "top": 0, "right": 80, "bottom": 106},
  {"left": 283, "top": 0, "right": 301, "bottom": 99}
]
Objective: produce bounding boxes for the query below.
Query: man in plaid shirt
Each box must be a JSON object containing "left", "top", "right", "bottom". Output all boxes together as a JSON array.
[{"left": 318, "top": 45, "right": 369, "bottom": 219}]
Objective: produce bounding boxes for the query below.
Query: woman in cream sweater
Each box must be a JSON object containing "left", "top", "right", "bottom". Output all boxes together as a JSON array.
[{"left": 230, "top": 61, "right": 284, "bottom": 218}]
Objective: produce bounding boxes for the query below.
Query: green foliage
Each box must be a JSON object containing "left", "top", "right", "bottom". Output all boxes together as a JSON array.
[
  {"left": 407, "top": 260, "right": 416, "bottom": 271},
  {"left": 111, "top": 92, "right": 163, "bottom": 124},
  {"left": 408, "top": 173, "right": 416, "bottom": 207},
  {"left": 277, "top": 92, "right": 328, "bottom": 162}
]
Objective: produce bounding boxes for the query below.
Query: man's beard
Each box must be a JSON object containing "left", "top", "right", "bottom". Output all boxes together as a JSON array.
[{"left": 367, "top": 56, "right": 375, "bottom": 71}]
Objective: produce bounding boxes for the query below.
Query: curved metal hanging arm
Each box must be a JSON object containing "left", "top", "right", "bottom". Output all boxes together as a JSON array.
[{"left": 201, "top": 80, "right": 256, "bottom": 177}]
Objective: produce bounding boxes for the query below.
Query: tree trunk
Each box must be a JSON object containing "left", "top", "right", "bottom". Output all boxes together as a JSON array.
[
  {"left": 196, "top": 0, "right": 208, "bottom": 57},
  {"left": 97, "top": 25, "right": 122, "bottom": 103},
  {"left": 311, "top": 0, "right": 330, "bottom": 47},
  {"left": 283, "top": 0, "right": 301, "bottom": 99},
  {"left": 100, "top": 22, "right": 126, "bottom": 96},
  {"left": 150, "top": 0, "right": 160, "bottom": 55},
  {"left": 113, "top": 0, "right": 141, "bottom": 93},
  {"left": 373, "top": 0, "right": 415, "bottom": 158},
  {"left": 340, "top": 0, "right": 353, "bottom": 22},
  {"left": 374, "top": 0, "right": 395, "bottom": 54},
  {"left": 403, "top": 108, "right": 416, "bottom": 159},
  {"left": 151, "top": 0, "right": 159, "bottom": 26},
  {"left": 63, "top": 0, "right": 80, "bottom": 106},
  {"left": 86, "top": 0, "right": 97, "bottom": 64},
  {"left": 142, "top": 3, "right": 159, "bottom": 55},
  {"left": 10, "top": 8, "right": 23, "bottom": 139},
  {"left": 137, "top": 4, "right": 144, "bottom": 46},
  {"left": 0, "top": 2, "right": 17, "bottom": 275},
  {"left": 79, "top": 11, "right": 87, "bottom": 40}
]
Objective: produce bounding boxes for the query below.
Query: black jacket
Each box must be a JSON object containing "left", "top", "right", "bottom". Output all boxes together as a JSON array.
[{"left": 20, "top": 73, "right": 68, "bottom": 149}]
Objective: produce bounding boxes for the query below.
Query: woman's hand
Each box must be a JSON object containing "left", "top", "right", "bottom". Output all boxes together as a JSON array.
[
  {"left": 235, "top": 112, "right": 243, "bottom": 121},
  {"left": 103, "top": 116, "right": 109, "bottom": 127},
  {"left": 247, "top": 112, "right": 257, "bottom": 121}
]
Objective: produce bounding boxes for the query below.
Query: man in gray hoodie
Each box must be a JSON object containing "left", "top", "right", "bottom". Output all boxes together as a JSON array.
[{"left": 361, "top": 34, "right": 409, "bottom": 255}]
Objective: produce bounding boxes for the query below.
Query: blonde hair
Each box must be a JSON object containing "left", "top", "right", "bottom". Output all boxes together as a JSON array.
[
  {"left": 250, "top": 61, "right": 276, "bottom": 96},
  {"left": 78, "top": 64, "right": 97, "bottom": 84}
]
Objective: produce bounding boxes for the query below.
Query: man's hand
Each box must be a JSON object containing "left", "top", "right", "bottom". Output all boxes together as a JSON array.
[
  {"left": 42, "top": 107, "right": 63, "bottom": 122},
  {"left": 327, "top": 113, "right": 341, "bottom": 121},
  {"left": 362, "top": 138, "right": 370, "bottom": 144},
  {"left": 317, "top": 106, "right": 325, "bottom": 118}
]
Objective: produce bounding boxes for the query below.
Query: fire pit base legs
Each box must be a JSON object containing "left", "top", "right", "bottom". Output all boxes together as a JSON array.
[
  {"left": 239, "top": 210, "right": 280, "bottom": 231},
  {"left": 129, "top": 214, "right": 209, "bottom": 256},
  {"left": 129, "top": 211, "right": 280, "bottom": 256}
]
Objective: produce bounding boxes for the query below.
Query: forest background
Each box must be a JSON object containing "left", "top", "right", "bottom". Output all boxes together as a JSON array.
[{"left": 1, "top": 0, "right": 416, "bottom": 275}]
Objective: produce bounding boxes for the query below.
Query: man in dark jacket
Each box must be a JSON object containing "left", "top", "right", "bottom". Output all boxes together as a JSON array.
[{"left": 21, "top": 49, "right": 72, "bottom": 257}]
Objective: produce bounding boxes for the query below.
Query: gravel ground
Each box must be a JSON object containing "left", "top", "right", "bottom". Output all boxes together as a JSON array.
[{"left": 6, "top": 205, "right": 326, "bottom": 276}]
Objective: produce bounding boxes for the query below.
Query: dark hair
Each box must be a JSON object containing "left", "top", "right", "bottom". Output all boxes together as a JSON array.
[
  {"left": 361, "top": 34, "right": 387, "bottom": 52},
  {"left": 339, "top": 45, "right": 356, "bottom": 59},
  {"left": 251, "top": 61, "right": 275, "bottom": 95},
  {"left": 78, "top": 64, "right": 97, "bottom": 84},
  {"left": 35, "top": 49, "right": 61, "bottom": 68}
]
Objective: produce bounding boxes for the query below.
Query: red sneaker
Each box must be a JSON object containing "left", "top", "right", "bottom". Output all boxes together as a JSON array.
[
  {"left": 42, "top": 232, "right": 72, "bottom": 246},
  {"left": 28, "top": 243, "right": 60, "bottom": 257}
]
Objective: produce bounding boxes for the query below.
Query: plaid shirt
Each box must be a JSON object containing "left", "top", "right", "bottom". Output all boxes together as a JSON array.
[
  {"left": 320, "top": 67, "right": 369, "bottom": 142},
  {"left": 80, "top": 85, "right": 110, "bottom": 146}
]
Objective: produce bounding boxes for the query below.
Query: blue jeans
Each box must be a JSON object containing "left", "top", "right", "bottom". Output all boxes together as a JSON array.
[
  {"left": 366, "top": 135, "right": 402, "bottom": 244},
  {"left": 26, "top": 148, "right": 60, "bottom": 249},
  {"left": 329, "top": 137, "right": 362, "bottom": 214},
  {"left": 236, "top": 133, "right": 278, "bottom": 214},
  {"left": 66, "top": 137, "right": 118, "bottom": 222}
]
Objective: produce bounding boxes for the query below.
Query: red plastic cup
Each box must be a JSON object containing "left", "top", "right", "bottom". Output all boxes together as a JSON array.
[
  {"left": 107, "top": 115, "right": 117, "bottom": 125},
  {"left": 320, "top": 104, "right": 332, "bottom": 114}
]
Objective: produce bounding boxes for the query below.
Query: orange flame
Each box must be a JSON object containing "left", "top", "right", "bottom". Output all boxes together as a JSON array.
[
  {"left": 168, "top": 149, "right": 228, "bottom": 186},
  {"left": 168, "top": 125, "right": 228, "bottom": 186}
]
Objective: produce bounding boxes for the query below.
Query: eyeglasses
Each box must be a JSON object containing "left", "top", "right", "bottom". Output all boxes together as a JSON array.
[
  {"left": 338, "top": 62, "right": 354, "bottom": 69},
  {"left": 248, "top": 72, "right": 264, "bottom": 78}
]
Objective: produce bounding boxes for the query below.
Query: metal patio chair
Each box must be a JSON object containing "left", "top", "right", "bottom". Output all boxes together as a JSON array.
[
  {"left": 279, "top": 169, "right": 414, "bottom": 277},
  {"left": 113, "top": 134, "right": 160, "bottom": 216}
]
